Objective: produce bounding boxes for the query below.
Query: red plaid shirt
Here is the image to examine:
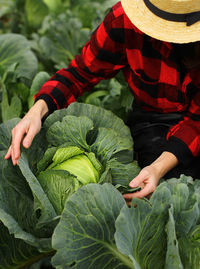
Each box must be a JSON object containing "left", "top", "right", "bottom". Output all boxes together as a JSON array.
[{"left": 35, "top": 1, "right": 200, "bottom": 165}]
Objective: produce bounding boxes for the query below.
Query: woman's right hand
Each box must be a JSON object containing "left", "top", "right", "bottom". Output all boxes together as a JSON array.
[{"left": 5, "top": 99, "right": 49, "bottom": 166}]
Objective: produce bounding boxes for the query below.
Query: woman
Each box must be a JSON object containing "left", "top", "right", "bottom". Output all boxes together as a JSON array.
[{"left": 5, "top": 0, "right": 200, "bottom": 201}]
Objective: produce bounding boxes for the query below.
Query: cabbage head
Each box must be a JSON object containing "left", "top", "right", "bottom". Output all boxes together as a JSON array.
[
  {"left": 35, "top": 103, "right": 140, "bottom": 214},
  {"left": 47, "top": 146, "right": 102, "bottom": 184}
]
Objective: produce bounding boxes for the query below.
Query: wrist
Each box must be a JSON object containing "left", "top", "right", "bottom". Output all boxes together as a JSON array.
[
  {"left": 29, "top": 100, "right": 49, "bottom": 119},
  {"left": 151, "top": 151, "right": 179, "bottom": 179}
]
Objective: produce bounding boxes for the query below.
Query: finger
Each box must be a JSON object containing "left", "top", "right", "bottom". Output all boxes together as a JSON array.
[
  {"left": 129, "top": 169, "right": 149, "bottom": 188},
  {"left": 131, "top": 184, "right": 155, "bottom": 199},
  {"left": 5, "top": 146, "right": 12, "bottom": 159},
  {"left": 22, "top": 125, "right": 38, "bottom": 148},
  {"left": 123, "top": 193, "right": 137, "bottom": 199},
  {"left": 11, "top": 146, "right": 18, "bottom": 166},
  {"left": 11, "top": 125, "right": 27, "bottom": 161},
  {"left": 123, "top": 183, "right": 154, "bottom": 199}
]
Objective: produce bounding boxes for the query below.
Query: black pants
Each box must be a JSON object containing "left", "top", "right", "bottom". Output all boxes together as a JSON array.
[{"left": 128, "top": 103, "right": 200, "bottom": 180}]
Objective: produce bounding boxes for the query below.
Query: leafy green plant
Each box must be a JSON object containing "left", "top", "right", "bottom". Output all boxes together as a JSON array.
[
  {"left": 52, "top": 176, "right": 200, "bottom": 269},
  {"left": 80, "top": 72, "right": 134, "bottom": 122},
  {"left": 38, "top": 12, "right": 90, "bottom": 69},
  {"left": 0, "top": 102, "right": 138, "bottom": 268},
  {"left": 0, "top": 33, "right": 52, "bottom": 123},
  {"left": 0, "top": 64, "right": 49, "bottom": 123},
  {"left": 0, "top": 0, "right": 24, "bottom": 34},
  {"left": 0, "top": 33, "right": 38, "bottom": 81},
  {"left": 25, "top": 0, "right": 49, "bottom": 30}
]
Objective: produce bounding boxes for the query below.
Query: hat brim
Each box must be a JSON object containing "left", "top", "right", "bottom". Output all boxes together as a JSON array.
[{"left": 121, "top": 0, "right": 200, "bottom": 43}]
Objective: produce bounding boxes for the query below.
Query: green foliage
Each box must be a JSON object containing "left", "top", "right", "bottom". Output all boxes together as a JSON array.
[
  {"left": 38, "top": 13, "right": 90, "bottom": 68},
  {"left": 1, "top": 105, "right": 200, "bottom": 268},
  {"left": 25, "top": 0, "right": 49, "bottom": 29},
  {"left": 52, "top": 176, "right": 200, "bottom": 269},
  {"left": 0, "top": 223, "right": 45, "bottom": 269},
  {"left": 80, "top": 72, "right": 134, "bottom": 122},
  {"left": 52, "top": 184, "right": 131, "bottom": 269},
  {"left": 0, "top": 0, "right": 24, "bottom": 34},
  {"left": 0, "top": 34, "right": 38, "bottom": 81},
  {"left": 28, "top": 71, "right": 50, "bottom": 109},
  {"left": 0, "top": 0, "right": 131, "bottom": 126},
  {"left": 0, "top": 63, "right": 50, "bottom": 122},
  {"left": 0, "top": 103, "right": 137, "bottom": 268}
]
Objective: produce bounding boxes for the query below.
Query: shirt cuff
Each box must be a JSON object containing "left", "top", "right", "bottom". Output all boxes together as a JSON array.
[
  {"left": 164, "top": 136, "right": 194, "bottom": 166},
  {"left": 35, "top": 94, "right": 57, "bottom": 115}
]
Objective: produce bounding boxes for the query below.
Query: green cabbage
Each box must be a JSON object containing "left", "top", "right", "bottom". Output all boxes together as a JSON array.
[
  {"left": 34, "top": 103, "right": 138, "bottom": 216},
  {"left": 37, "top": 145, "right": 104, "bottom": 214},
  {"left": 46, "top": 146, "right": 101, "bottom": 185},
  {"left": 51, "top": 154, "right": 99, "bottom": 184},
  {"left": 0, "top": 103, "right": 139, "bottom": 268}
]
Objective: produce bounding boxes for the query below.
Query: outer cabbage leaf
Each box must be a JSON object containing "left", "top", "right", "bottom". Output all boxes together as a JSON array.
[
  {"left": 162, "top": 177, "right": 199, "bottom": 237},
  {"left": 52, "top": 183, "right": 134, "bottom": 269},
  {"left": 115, "top": 185, "right": 171, "bottom": 269},
  {"left": 37, "top": 170, "right": 78, "bottom": 215},
  {"left": 44, "top": 103, "right": 133, "bottom": 151},
  {"left": 104, "top": 159, "right": 140, "bottom": 186},
  {"left": 0, "top": 152, "right": 53, "bottom": 252},
  {"left": 158, "top": 177, "right": 200, "bottom": 269},
  {"left": 0, "top": 223, "right": 53, "bottom": 269},
  {"left": 164, "top": 176, "right": 200, "bottom": 269},
  {"left": 0, "top": 118, "right": 19, "bottom": 150},
  {"left": 165, "top": 206, "right": 184, "bottom": 269},
  {"left": 0, "top": 119, "right": 56, "bottom": 253},
  {"left": 37, "top": 147, "right": 57, "bottom": 173},
  {"left": 46, "top": 115, "right": 93, "bottom": 150},
  {"left": 178, "top": 225, "right": 200, "bottom": 269},
  {"left": 90, "top": 127, "right": 133, "bottom": 164},
  {"left": 18, "top": 154, "right": 57, "bottom": 228}
]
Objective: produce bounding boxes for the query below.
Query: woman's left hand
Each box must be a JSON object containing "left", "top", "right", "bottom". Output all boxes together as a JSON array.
[
  {"left": 123, "top": 165, "right": 160, "bottom": 204},
  {"left": 123, "top": 151, "right": 179, "bottom": 204}
]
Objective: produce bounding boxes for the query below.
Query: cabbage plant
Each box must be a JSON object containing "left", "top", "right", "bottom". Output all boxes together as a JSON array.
[
  {"left": 35, "top": 102, "right": 139, "bottom": 215},
  {"left": 52, "top": 175, "right": 200, "bottom": 269},
  {"left": 0, "top": 102, "right": 139, "bottom": 268}
]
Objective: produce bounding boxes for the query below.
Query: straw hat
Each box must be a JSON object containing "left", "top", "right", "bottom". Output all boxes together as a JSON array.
[{"left": 121, "top": 0, "right": 200, "bottom": 43}]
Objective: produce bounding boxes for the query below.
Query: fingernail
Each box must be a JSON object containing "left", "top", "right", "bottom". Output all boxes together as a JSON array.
[{"left": 23, "top": 141, "right": 29, "bottom": 148}]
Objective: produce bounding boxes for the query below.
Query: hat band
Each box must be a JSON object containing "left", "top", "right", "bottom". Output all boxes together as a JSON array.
[{"left": 143, "top": 0, "right": 200, "bottom": 26}]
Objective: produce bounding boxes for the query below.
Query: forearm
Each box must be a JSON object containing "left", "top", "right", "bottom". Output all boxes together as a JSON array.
[
  {"left": 150, "top": 151, "right": 179, "bottom": 179},
  {"left": 30, "top": 99, "right": 49, "bottom": 119}
]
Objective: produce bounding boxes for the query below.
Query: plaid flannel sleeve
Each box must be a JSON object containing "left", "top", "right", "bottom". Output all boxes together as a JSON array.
[
  {"left": 166, "top": 84, "right": 200, "bottom": 165},
  {"left": 35, "top": 2, "right": 127, "bottom": 114}
]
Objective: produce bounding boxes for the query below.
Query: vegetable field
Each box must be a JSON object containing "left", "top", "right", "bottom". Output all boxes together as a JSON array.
[{"left": 0, "top": 0, "right": 200, "bottom": 269}]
